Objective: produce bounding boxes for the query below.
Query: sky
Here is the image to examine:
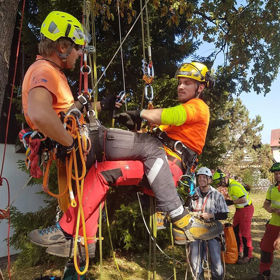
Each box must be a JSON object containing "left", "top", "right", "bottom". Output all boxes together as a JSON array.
[
  {"left": 239, "top": 75, "right": 279, "bottom": 145},
  {"left": 196, "top": 42, "right": 279, "bottom": 145}
]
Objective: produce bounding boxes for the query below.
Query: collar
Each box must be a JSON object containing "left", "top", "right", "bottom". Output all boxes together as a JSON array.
[
  {"left": 36, "top": 55, "right": 63, "bottom": 71},
  {"left": 196, "top": 185, "right": 215, "bottom": 197}
]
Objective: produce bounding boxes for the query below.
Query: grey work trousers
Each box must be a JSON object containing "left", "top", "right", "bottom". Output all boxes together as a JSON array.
[{"left": 98, "top": 128, "right": 182, "bottom": 212}]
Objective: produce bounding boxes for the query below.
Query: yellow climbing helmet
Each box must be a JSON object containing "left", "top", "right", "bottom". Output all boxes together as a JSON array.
[
  {"left": 212, "top": 170, "right": 226, "bottom": 185},
  {"left": 40, "top": 11, "right": 85, "bottom": 46},
  {"left": 175, "top": 62, "right": 215, "bottom": 88}
]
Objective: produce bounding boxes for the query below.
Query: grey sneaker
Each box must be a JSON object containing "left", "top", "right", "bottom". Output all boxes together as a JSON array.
[
  {"left": 46, "top": 239, "right": 96, "bottom": 259},
  {"left": 28, "top": 223, "right": 68, "bottom": 247}
]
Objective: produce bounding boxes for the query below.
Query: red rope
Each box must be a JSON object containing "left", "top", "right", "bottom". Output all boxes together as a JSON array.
[
  {"left": 0, "top": 0, "right": 26, "bottom": 177},
  {"left": 0, "top": 1, "right": 26, "bottom": 279},
  {"left": 0, "top": 177, "right": 11, "bottom": 279}
]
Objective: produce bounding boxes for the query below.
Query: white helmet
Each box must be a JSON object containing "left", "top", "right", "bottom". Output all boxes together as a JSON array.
[{"left": 197, "top": 167, "right": 212, "bottom": 177}]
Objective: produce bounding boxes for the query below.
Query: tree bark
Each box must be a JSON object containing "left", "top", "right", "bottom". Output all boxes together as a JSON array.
[{"left": 0, "top": 0, "right": 20, "bottom": 118}]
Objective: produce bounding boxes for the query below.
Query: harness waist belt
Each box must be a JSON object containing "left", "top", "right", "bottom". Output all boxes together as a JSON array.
[{"left": 152, "top": 128, "right": 197, "bottom": 170}]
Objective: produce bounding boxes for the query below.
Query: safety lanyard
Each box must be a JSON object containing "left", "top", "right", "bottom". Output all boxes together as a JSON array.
[{"left": 194, "top": 191, "right": 211, "bottom": 213}]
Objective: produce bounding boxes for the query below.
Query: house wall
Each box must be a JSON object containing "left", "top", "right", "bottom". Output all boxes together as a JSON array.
[
  {"left": 272, "top": 147, "right": 280, "bottom": 162},
  {"left": 0, "top": 144, "right": 46, "bottom": 258}
]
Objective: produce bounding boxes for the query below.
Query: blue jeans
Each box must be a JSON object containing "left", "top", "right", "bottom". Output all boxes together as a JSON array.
[{"left": 189, "top": 238, "right": 223, "bottom": 280}]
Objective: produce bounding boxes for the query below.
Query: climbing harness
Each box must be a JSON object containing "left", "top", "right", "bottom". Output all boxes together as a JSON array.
[{"left": 152, "top": 127, "right": 198, "bottom": 173}]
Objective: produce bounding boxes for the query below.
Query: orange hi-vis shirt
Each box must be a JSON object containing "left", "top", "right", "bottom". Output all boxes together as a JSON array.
[
  {"left": 161, "top": 98, "right": 210, "bottom": 155},
  {"left": 22, "top": 55, "right": 74, "bottom": 130}
]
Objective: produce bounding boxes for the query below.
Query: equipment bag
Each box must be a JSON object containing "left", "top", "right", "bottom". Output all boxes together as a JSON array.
[{"left": 223, "top": 223, "right": 238, "bottom": 264}]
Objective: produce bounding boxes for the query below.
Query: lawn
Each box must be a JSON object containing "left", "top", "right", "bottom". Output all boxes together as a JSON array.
[{"left": 1, "top": 192, "right": 280, "bottom": 279}]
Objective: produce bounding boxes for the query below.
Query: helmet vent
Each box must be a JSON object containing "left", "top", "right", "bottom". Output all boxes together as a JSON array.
[
  {"left": 65, "top": 23, "right": 71, "bottom": 37},
  {"left": 48, "top": 22, "right": 59, "bottom": 34}
]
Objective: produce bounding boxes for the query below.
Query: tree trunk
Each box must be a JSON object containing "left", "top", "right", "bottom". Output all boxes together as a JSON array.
[{"left": 0, "top": 0, "right": 20, "bottom": 118}]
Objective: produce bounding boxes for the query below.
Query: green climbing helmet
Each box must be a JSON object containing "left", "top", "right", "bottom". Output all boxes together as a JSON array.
[
  {"left": 212, "top": 170, "right": 226, "bottom": 185},
  {"left": 270, "top": 162, "right": 280, "bottom": 172}
]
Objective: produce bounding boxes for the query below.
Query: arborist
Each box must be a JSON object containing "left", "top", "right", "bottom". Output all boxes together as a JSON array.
[
  {"left": 252, "top": 162, "right": 280, "bottom": 280},
  {"left": 23, "top": 10, "right": 215, "bottom": 258},
  {"left": 213, "top": 170, "right": 254, "bottom": 264},
  {"left": 187, "top": 167, "right": 228, "bottom": 280}
]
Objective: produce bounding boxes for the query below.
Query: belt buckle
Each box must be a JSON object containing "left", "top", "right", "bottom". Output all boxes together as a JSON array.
[
  {"left": 157, "top": 131, "right": 164, "bottom": 140},
  {"left": 78, "top": 94, "right": 88, "bottom": 105},
  {"left": 174, "top": 141, "right": 184, "bottom": 154},
  {"left": 87, "top": 110, "right": 96, "bottom": 118}
]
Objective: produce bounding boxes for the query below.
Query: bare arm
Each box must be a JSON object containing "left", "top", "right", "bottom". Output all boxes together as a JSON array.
[
  {"left": 263, "top": 199, "right": 280, "bottom": 215},
  {"left": 233, "top": 196, "right": 247, "bottom": 205},
  {"left": 274, "top": 233, "right": 280, "bottom": 250},
  {"left": 140, "top": 108, "right": 163, "bottom": 124},
  {"left": 28, "top": 87, "right": 73, "bottom": 146}
]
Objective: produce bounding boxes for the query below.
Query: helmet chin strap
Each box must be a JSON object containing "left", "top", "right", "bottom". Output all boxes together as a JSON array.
[
  {"left": 56, "top": 44, "right": 74, "bottom": 68},
  {"left": 195, "top": 83, "right": 201, "bottom": 98}
]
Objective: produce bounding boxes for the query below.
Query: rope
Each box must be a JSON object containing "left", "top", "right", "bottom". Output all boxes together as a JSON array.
[
  {"left": 0, "top": 0, "right": 26, "bottom": 176},
  {"left": 0, "top": 177, "right": 11, "bottom": 280},
  {"left": 88, "top": 6, "right": 99, "bottom": 118},
  {"left": 117, "top": 0, "right": 127, "bottom": 106},
  {"left": 136, "top": 192, "right": 183, "bottom": 266},
  {"left": 99, "top": 203, "right": 103, "bottom": 278},
  {"left": 140, "top": 0, "right": 154, "bottom": 106},
  {"left": 104, "top": 200, "right": 124, "bottom": 279},
  {"left": 0, "top": 1, "right": 26, "bottom": 279},
  {"left": 92, "top": 0, "right": 150, "bottom": 92}
]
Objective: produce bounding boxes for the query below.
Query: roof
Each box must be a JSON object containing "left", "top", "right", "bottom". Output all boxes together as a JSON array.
[{"left": 270, "top": 129, "right": 280, "bottom": 147}]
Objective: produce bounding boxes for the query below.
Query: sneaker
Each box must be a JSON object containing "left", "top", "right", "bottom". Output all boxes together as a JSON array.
[
  {"left": 237, "top": 256, "right": 252, "bottom": 264},
  {"left": 28, "top": 223, "right": 69, "bottom": 247},
  {"left": 46, "top": 239, "right": 96, "bottom": 259}
]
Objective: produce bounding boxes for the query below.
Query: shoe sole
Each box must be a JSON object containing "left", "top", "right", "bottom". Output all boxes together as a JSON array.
[
  {"left": 29, "top": 238, "right": 67, "bottom": 248},
  {"left": 46, "top": 242, "right": 96, "bottom": 258}
]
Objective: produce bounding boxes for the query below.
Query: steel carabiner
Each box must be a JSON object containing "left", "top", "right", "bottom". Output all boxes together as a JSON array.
[{"left": 144, "top": 84, "right": 154, "bottom": 101}]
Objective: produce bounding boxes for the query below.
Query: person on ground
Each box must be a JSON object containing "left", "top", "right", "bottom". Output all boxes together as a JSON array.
[
  {"left": 23, "top": 10, "right": 214, "bottom": 258},
  {"left": 187, "top": 167, "right": 228, "bottom": 280},
  {"left": 212, "top": 170, "right": 254, "bottom": 264},
  {"left": 252, "top": 162, "right": 280, "bottom": 280}
]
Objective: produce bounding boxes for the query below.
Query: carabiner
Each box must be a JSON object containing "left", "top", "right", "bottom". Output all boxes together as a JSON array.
[
  {"left": 116, "top": 91, "right": 126, "bottom": 103},
  {"left": 87, "top": 109, "right": 96, "bottom": 118},
  {"left": 144, "top": 84, "right": 154, "bottom": 101},
  {"left": 147, "top": 61, "right": 154, "bottom": 78},
  {"left": 80, "top": 64, "right": 92, "bottom": 75},
  {"left": 116, "top": 89, "right": 133, "bottom": 103},
  {"left": 142, "top": 59, "right": 154, "bottom": 78}
]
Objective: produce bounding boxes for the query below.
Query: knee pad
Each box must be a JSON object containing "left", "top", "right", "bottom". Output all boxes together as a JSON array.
[
  {"left": 101, "top": 168, "right": 123, "bottom": 185},
  {"left": 261, "top": 250, "right": 272, "bottom": 263}
]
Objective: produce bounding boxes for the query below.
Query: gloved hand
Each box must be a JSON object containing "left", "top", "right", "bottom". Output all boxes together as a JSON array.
[
  {"left": 100, "top": 94, "right": 117, "bottom": 111},
  {"left": 225, "top": 199, "right": 234, "bottom": 206},
  {"left": 115, "top": 110, "right": 142, "bottom": 131},
  {"left": 55, "top": 139, "right": 77, "bottom": 161}
]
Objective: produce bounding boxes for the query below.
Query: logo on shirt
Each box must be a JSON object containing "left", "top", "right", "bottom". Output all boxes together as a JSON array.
[{"left": 32, "top": 77, "right": 48, "bottom": 84}]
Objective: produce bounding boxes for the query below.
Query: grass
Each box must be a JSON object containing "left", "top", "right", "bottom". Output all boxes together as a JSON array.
[{"left": 2, "top": 192, "right": 280, "bottom": 279}]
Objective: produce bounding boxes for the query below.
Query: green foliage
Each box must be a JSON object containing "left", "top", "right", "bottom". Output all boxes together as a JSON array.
[{"left": 101, "top": 188, "right": 170, "bottom": 257}]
